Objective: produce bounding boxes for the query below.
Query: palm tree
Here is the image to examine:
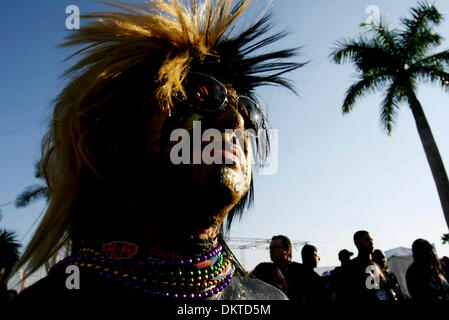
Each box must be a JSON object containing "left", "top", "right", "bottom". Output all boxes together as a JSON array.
[
  {"left": 0, "top": 228, "right": 21, "bottom": 286},
  {"left": 14, "top": 160, "right": 55, "bottom": 273},
  {"left": 15, "top": 159, "right": 49, "bottom": 208},
  {"left": 330, "top": 2, "right": 449, "bottom": 230}
]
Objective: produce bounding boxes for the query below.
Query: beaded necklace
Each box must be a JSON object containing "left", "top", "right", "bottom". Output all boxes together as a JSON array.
[{"left": 50, "top": 244, "right": 235, "bottom": 299}]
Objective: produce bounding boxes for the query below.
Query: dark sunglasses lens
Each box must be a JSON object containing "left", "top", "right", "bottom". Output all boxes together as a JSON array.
[
  {"left": 184, "top": 74, "right": 226, "bottom": 112},
  {"left": 238, "top": 97, "right": 263, "bottom": 132}
]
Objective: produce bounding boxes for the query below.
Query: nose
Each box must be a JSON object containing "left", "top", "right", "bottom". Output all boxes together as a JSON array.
[{"left": 213, "top": 98, "right": 245, "bottom": 135}]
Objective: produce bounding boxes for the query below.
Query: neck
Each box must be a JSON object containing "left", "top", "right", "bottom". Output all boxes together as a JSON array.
[
  {"left": 358, "top": 252, "right": 372, "bottom": 263},
  {"left": 303, "top": 263, "right": 315, "bottom": 270},
  {"left": 136, "top": 192, "right": 232, "bottom": 257},
  {"left": 76, "top": 191, "right": 229, "bottom": 259},
  {"left": 142, "top": 219, "right": 220, "bottom": 257},
  {"left": 276, "top": 259, "right": 291, "bottom": 270}
]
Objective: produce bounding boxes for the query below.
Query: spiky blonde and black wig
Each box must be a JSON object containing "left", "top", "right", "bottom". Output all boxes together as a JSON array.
[{"left": 17, "top": 0, "right": 302, "bottom": 276}]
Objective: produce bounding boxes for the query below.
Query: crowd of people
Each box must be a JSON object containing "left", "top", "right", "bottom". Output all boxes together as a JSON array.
[{"left": 251, "top": 231, "right": 449, "bottom": 301}]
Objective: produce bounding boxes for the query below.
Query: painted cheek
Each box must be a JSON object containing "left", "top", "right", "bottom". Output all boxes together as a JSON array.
[{"left": 240, "top": 138, "right": 252, "bottom": 182}]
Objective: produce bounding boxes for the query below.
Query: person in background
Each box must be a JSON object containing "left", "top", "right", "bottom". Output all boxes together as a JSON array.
[
  {"left": 268, "top": 235, "right": 303, "bottom": 300},
  {"left": 440, "top": 256, "right": 449, "bottom": 279},
  {"left": 373, "top": 249, "right": 405, "bottom": 300},
  {"left": 251, "top": 262, "right": 287, "bottom": 293},
  {"left": 338, "top": 249, "right": 353, "bottom": 267},
  {"left": 328, "top": 249, "right": 353, "bottom": 300},
  {"left": 406, "top": 239, "right": 449, "bottom": 300},
  {"left": 338, "top": 230, "right": 396, "bottom": 301},
  {"left": 288, "top": 244, "right": 326, "bottom": 301}
]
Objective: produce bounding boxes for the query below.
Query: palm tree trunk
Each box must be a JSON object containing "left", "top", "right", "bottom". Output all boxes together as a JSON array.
[{"left": 408, "top": 92, "right": 449, "bottom": 231}]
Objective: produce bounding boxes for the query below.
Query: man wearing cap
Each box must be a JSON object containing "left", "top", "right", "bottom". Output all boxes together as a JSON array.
[
  {"left": 338, "top": 249, "right": 354, "bottom": 266},
  {"left": 328, "top": 249, "right": 353, "bottom": 299}
]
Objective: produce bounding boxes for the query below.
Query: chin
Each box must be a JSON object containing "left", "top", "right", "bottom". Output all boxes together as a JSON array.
[
  {"left": 217, "top": 166, "right": 250, "bottom": 195},
  {"left": 190, "top": 163, "right": 250, "bottom": 198},
  {"left": 164, "top": 162, "right": 250, "bottom": 226}
]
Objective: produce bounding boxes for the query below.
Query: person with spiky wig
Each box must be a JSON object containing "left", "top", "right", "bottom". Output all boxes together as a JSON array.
[{"left": 14, "top": 0, "right": 303, "bottom": 303}]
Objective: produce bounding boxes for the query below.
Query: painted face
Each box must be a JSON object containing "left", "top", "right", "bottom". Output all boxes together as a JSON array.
[
  {"left": 174, "top": 105, "right": 253, "bottom": 197},
  {"left": 154, "top": 77, "right": 254, "bottom": 226}
]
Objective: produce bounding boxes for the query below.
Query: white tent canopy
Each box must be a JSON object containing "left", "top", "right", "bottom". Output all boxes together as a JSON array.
[
  {"left": 385, "top": 247, "right": 413, "bottom": 259},
  {"left": 385, "top": 247, "right": 413, "bottom": 298}
]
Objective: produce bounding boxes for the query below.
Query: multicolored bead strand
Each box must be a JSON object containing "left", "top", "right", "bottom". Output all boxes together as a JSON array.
[{"left": 50, "top": 245, "right": 234, "bottom": 299}]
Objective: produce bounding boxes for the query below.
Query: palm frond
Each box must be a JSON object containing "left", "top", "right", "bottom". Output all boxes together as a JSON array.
[
  {"left": 400, "top": 1, "right": 442, "bottom": 33},
  {"left": 400, "top": 1, "right": 443, "bottom": 61},
  {"left": 34, "top": 159, "right": 44, "bottom": 179},
  {"left": 410, "top": 65, "right": 449, "bottom": 92},
  {"left": 0, "top": 229, "right": 21, "bottom": 273},
  {"left": 380, "top": 80, "right": 402, "bottom": 134},
  {"left": 330, "top": 39, "right": 369, "bottom": 64},
  {"left": 0, "top": 229, "right": 21, "bottom": 251},
  {"left": 342, "top": 74, "right": 390, "bottom": 113},
  {"left": 413, "top": 50, "right": 449, "bottom": 69},
  {"left": 330, "top": 38, "right": 397, "bottom": 75},
  {"left": 361, "top": 17, "right": 400, "bottom": 53},
  {"left": 15, "top": 185, "right": 49, "bottom": 208},
  {"left": 403, "top": 31, "right": 441, "bottom": 63}
]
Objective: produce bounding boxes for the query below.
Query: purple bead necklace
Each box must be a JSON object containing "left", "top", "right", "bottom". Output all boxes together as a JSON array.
[{"left": 50, "top": 243, "right": 235, "bottom": 299}]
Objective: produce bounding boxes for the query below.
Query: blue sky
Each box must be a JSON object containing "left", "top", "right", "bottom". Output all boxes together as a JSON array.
[{"left": 1, "top": 0, "right": 449, "bottom": 275}]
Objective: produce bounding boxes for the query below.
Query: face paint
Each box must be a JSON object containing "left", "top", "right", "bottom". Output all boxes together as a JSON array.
[{"left": 160, "top": 108, "right": 252, "bottom": 201}]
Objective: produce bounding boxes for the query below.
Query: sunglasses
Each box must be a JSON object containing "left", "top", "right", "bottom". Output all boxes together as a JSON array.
[{"left": 174, "top": 72, "right": 266, "bottom": 134}]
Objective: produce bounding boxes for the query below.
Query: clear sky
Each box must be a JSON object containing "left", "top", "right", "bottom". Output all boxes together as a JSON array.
[{"left": 1, "top": 0, "right": 449, "bottom": 277}]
